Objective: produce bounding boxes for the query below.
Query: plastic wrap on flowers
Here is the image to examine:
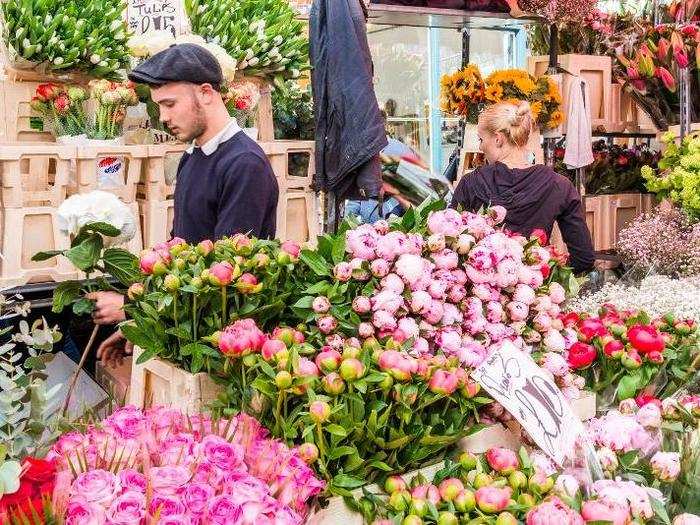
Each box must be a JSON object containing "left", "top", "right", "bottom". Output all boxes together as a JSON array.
[{"left": 39, "top": 406, "right": 324, "bottom": 524}]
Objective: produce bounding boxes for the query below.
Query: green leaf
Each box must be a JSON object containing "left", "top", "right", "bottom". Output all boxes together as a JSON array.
[
  {"left": 650, "top": 497, "right": 670, "bottom": 525},
  {"left": 135, "top": 346, "right": 157, "bottom": 365},
  {"left": 367, "top": 459, "right": 393, "bottom": 471},
  {"left": 617, "top": 374, "right": 642, "bottom": 400},
  {"left": 251, "top": 377, "right": 275, "bottom": 397},
  {"left": 121, "top": 324, "right": 161, "bottom": 354},
  {"left": 292, "top": 296, "right": 314, "bottom": 309},
  {"left": 180, "top": 343, "right": 210, "bottom": 358},
  {"left": 304, "top": 281, "right": 329, "bottom": 295},
  {"left": 300, "top": 249, "right": 330, "bottom": 276},
  {"left": 332, "top": 234, "right": 346, "bottom": 264},
  {"left": 328, "top": 446, "right": 356, "bottom": 460},
  {"left": 72, "top": 298, "right": 94, "bottom": 316},
  {"left": 31, "top": 249, "right": 64, "bottom": 262},
  {"left": 325, "top": 424, "right": 348, "bottom": 437},
  {"left": 65, "top": 234, "right": 103, "bottom": 271},
  {"left": 74, "top": 221, "right": 120, "bottom": 242},
  {"left": 102, "top": 248, "right": 139, "bottom": 285},
  {"left": 51, "top": 281, "right": 82, "bottom": 313},
  {"left": 332, "top": 474, "right": 366, "bottom": 489}
]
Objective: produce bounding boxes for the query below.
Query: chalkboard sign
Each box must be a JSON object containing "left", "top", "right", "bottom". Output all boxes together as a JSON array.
[{"left": 126, "top": 0, "right": 185, "bottom": 37}]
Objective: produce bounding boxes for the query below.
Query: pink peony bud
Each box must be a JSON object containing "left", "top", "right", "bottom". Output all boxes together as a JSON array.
[
  {"left": 235, "top": 272, "right": 262, "bottom": 294},
  {"left": 384, "top": 475, "right": 407, "bottom": 494},
  {"left": 218, "top": 319, "right": 266, "bottom": 357},
  {"left": 351, "top": 296, "right": 371, "bottom": 314},
  {"left": 139, "top": 250, "right": 161, "bottom": 274},
  {"left": 127, "top": 282, "right": 145, "bottom": 300},
  {"left": 358, "top": 322, "right": 375, "bottom": 338},
  {"left": 428, "top": 369, "right": 459, "bottom": 395},
  {"left": 209, "top": 261, "right": 236, "bottom": 286},
  {"left": 339, "top": 358, "right": 366, "bottom": 381},
  {"left": 322, "top": 372, "right": 346, "bottom": 395},
  {"left": 373, "top": 220, "right": 390, "bottom": 235},
  {"left": 261, "top": 339, "right": 287, "bottom": 361},
  {"left": 650, "top": 451, "right": 681, "bottom": 482},
  {"left": 636, "top": 403, "right": 662, "bottom": 428},
  {"left": 454, "top": 234, "right": 476, "bottom": 255},
  {"left": 333, "top": 262, "right": 353, "bottom": 282},
  {"left": 475, "top": 486, "right": 512, "bottom": 514},
  {"left": 673, "top": 515, "right": 700, "bottom": 525},
  {"left": 298, "top": 443, "right": 319, "bottom": 464},
  {"left": 315, "top": 349, "right": 341, "bottom": 373},
  {"left": 526, "top": 497, "right": 584, "bottom": 525},
  {"left": 489, "top": 205, "right": 507, "bottom": 225},
  {"left": 318, "top": 315, "right": 338, "bottom": 334},
  {"left": 196, "top": 239, "right": 214, "bottom": 256},
  {"left": 506, "top": 301, "right": 529, "bottom": 322},
  {"left": 312, "top": 296, "right": 331, "bottom": 313},
  {"left": 596, "top": 447, "right": 619, "bottom": 473},
  {"left": 438, "top": 478, "right": 464, "bottom": 502},
  {"left": 378, "top": 350, "right": 417, "bottom": 382},
  {"left": 298, "top": 357, "right": 320, "bottom": 378},
  {"left": 281, "top": 240, "right": 301, "bottom": 259},
  {"left": 428, "top": 233, "right": 447, "bottom": 252},
  {"left": 370, "top": 258, "right": 391, "bottom": 278},
  {"left": 309, "top": 401, "right": 331, "bottom": 423},
  {"left": 581, "top": 500, "right": 631, "bottom": 525},
  {"left": 485, "top": 447, "right": 520, "bottom": 474},
  {"left": 411, "top": 484, "right": 441, "bottom": 506}
]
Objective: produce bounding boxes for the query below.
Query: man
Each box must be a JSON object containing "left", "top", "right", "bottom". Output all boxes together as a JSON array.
[{"left": 94, "top": 43, "right": 279, "bottom": 363}]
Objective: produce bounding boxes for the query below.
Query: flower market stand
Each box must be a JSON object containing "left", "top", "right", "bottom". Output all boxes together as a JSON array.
[{"left": 128, "top": 346, "right": 223, "bottom": 413}]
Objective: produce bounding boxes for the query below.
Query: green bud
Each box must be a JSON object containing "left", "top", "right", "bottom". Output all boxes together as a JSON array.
[{"left": 275, "top": 371, "right": 293, "bottom": 389}]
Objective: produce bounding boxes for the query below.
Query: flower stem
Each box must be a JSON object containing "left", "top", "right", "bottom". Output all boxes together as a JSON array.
[{"left": 221, "top": 286, "right": 228, "bottom": 327}]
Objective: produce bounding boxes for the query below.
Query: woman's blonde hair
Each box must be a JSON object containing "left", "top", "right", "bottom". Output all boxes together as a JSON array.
[{"left": 479, "top": 101, "right": 533, "bottom": 148}]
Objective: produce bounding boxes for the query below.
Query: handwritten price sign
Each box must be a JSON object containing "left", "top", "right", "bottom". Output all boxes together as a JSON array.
[
  {"left": 472, "top": 341, "right": 591, "bottom": 467},
  {"left": 126, "top": 0, "right": 184, "bottom": 36}
]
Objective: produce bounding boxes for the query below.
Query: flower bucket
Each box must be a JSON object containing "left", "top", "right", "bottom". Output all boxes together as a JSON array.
[
  {"left": 56, "top": 134, "right": 88, "bottom": 145},
  {"left": 128, "top": 346, "right": 223, "bottom": 414},
  {"left": 82, "top": 137, "right": 126, "bottom": 190}
]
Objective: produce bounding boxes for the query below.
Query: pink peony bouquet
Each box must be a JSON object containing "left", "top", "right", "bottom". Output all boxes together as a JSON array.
[{"left": 45, "top": 406, "right": 324, "bottom": 524}]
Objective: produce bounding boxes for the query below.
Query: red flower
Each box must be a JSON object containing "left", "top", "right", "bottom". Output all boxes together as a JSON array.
[
  {"left": 235, "top": 98, "right": 249, "bottom": 110},
  {"left": 35, "top": 83, "right": 61, "bottom": 102},
  {"left": 568, "top": 342, "right": 597, "bottom": 369},
  {"left": 539, "top": 263, "right": 551, "bottom": 279},
  {"left": 603, "top": 339, "right": 625, "bottom": 357},
  {"left": 579, "top": 318, "right": 608, "bottom": 341},
  {"left": 655, "top": 66, "right": 677, "bottom": 91},
  {"left": 560, "top": 312, "right": 581, "bottom": 328},
  {"left": 627, "top": 324, "right": 665, "bottom": 354},
  {"left": 53, "top": 94, "right": 71, "bottom": 115},
  {"left": 616, "top": 155, "right": 629, "bottom": 166},
  {"left": 636, "top": 393, "right": 662, "bottom": 409},
  {"left": 674, "top": 49, "right": 690, "bottom": 68},
  {"left": 530, "top": 228, "right": 548, "bottom": 246},
  {"left": 22, "top": 458, "right": 55, "bottom": 485}
]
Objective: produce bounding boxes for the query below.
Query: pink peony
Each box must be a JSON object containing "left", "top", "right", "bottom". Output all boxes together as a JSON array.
[
  {"left": 358, "top": 322, "right": 375, "bottom": 338},
  {"left": 427, "top": 209, "right": 465, "bottom": 237},
  {"left": 333, "top": 262, "right": 353, "bottom": 281},
  {"left": 105, "top": 491, "right": 146, "bottom": 525},
  {"left": 543, "top": 330, "right": 566, "bottom": 352},
  {"left": 376, "top": 231, "right": 409, "bottom": 261},
  {"left": 315, "top": 349, "right": 342, "bottom": 373},
  {"left": 673, "top": 515, "right": 700, "bottom": 525},
  {"left": 489, "top": 205, "right": 507, "bottom": 225},
  {"left": 506, "top": 301, "right": 529, "bottom": 322},
  {"left": 486, "top": 301, "right": 505, "bottom": 323},
  {"left": 428, "top": 233, "right": 447, "bottom": 252},
  {"left": 475, "top": 486, "right": 511, "bottom": 513},
  {"left": 312, "top": 296, "right": 331, "bottom": 314},
  {"left": 526, "top": 497, "right": 584, "bottom": 525},
  {"left": 378, "top": 350, "right": 417, "bottom": 381},
  {"left": 436, "top": 329, "right": 462, "bottom": 353},
  {"left": 261, "top": 339, "right": 287, "bottom": 361},
  {"left": 541, "top": 352, "right": 570, "bottom": 377},
  {"left": 209, "top": 261, "right": 235, "bottom": 286},
  {"left": 549, "top": 282, "right": 566, "bottom": 304},
  {"left": 346, "top": 224, "right": 379, "bottom": 260},
  {"left": 397, "top": 317, "right": 420, "bottom": 340},
  {"left": 371, "top": 290, "right": 405, "bottom": 314},
  {"left": 395, "top": 254, "right": 429, "bottom": 287},
  {"left": 381, "top": 273, "right": 405, "bottom": 293},
  {"left": 218, "top": 319, "right": 266, "bottom": 357},
  {"left": 485, "top": 447, "right": 519, "bottom": 474},
  {"left": 298, "top": 357, "right": 319, "bottom": 378},
  {"left": 71, "top": 469, "right": 121, "bottom": 507},
  {"left": 281, "top": 240, "right": 301, "bottom": 259},
  {"left": 373, "top": 310, "right": 397, "bottom": 331},
  {"left": 433, "top": 249, "right": 459, "bottom": 270},
  {"left": 554, "top": 475, "right": 580, "bottom": 498},
  {"left": 636, "top": 403, "right": 662, "bottom": 428},
  {"left": 370, "top": 258, "right": 391, "bottom": 277},
  {"left": 65, "top": 497, "right": 106, "bottom": 525},
  {"left": 352, "top": 296, "right": 371, "bottom": 314},
  {"left": 139, "top": 250, "right": 161, "bottom": 275},
  {"left": 411, "top": 484, "right": 441, "bottom": 505},
  {"left": 428, "top": 369, "right": 459, "bottom": 395},
  {"left": 650, "top": 451, "right": 681, "bottom": 482},
  {"left": 410, "top": 290, "right": 433, "bottom": 315},
  {"left": 317, "top": 315, "right": 338, "bottom": 334},
  {"left": 581, "top": 500, "right": 631, "bottom": 525}
]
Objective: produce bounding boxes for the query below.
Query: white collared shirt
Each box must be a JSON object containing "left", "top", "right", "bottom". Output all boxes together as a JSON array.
[{"left": 186, "top": 119, "right": 242, "bottom": 155}]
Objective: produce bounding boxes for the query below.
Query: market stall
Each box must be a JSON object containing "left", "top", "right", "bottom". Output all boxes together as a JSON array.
[{"left": 2, "top": 0, "right": 700, "bottom": 524}]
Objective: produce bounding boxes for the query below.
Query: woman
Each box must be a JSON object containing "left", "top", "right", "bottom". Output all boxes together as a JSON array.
[{"left": 451, "top": 101, "right": 595, "bottom": 274}]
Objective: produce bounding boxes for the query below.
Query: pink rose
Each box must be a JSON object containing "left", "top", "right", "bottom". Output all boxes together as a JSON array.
[
  {"left": 150, "top": 466, "right": 192, "bottom": 494},
  {"left": 103, "top": 406, "right": 146, "bottom": 439},
  {"left": 180, "top": 482, "right": 216, "bottom": 515},
  {"left": 71, "top": 469, "right": 121, "bottom": 507},
  {"left": 105, "top": 491, "right": 146, "bottom": 525},
  {"left": 581, "top": 500, "right": 631, "bottom": 525},
  {"left": 206, "top": 495, "right": 243, "bottom": 524},
  {"left": 65, "top": 497, "right": 106, "bottom": 525},
  {"left": 526, "top": 497, "right": 584, "bottom": 525},
  {"left": 149, "top": 493, "right": 187, "bottom": 517},
  {"left": 201, "top": 435, "right": 244, "bottom": 471},
  {"left": 118, "top": 469, "right": 147, "bottom": 493},
  {"left": 485, "top": 447, "right": 519, "bottom": 474}
]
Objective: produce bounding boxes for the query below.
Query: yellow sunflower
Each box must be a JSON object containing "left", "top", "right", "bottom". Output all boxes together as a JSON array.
[
  {"left": 485, "top": 84, "right": 504, "bottom": 103},
  {"left": 549, "top": 110, "right": 564, "bottom": 128},
  {"left": 530, "top": 101, "right": 543, "bottom": 118}
]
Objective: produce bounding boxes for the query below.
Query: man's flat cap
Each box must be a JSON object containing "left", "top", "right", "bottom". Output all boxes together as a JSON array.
[{"left": 128, "top": 43, "right": 223, "bottom": 89}]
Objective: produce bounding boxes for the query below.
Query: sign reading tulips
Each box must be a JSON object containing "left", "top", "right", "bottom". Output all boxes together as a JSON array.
[
  {"left": 126, "top": 0, "right": 185, "bottom": 36},
  {"left": 472, "top": 341, "right": 587, "bottom": 467}
]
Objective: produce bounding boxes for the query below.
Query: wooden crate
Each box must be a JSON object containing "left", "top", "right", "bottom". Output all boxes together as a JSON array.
[
  {"left": 529, "top": 54, "right": 612, "bottom": 130},
  {"left": 73, "top": 145, "right": 149, "bottom": 203},
  {"left": 586, "top": 193, "right": 644, "bottom": 251},
  {"left": 139, "top": 198, "right": 175, "bottom": 248},
  {"left": 277, "top": 190, "right": 319, "bottom": 245},
  {"left": 607, "top": 83, "right": 626, "bottom": 133},
  {"left": 0, "top": 78, "right": 54, "bottom": 142},
  {"left": 140, "top": 143, "right": 187, "bottom": 201},
  {"left": 128, "top": 347, "right": 222, "bottom": 413},
  {"left": 261, "top": 140, "right": 315, "bottom": 192},
  {"left": 0, "top": 206, "right": 77, "bottom": 287}
]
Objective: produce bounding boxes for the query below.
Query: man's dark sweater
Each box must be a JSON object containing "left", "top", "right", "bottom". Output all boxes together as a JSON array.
[
  {"left": 451, "top": 162, "right": 595, "bottom": 274},
  {"left": 173, "top": 131, "right": 279, "bottom": 243}
]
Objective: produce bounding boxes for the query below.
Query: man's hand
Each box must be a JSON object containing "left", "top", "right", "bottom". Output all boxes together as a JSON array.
[
  {"left": 86, "top": 291, "right": 126, "bottom": 325},
  {"left": 96, "top": 329, "right": 134, "bottom": 367}
]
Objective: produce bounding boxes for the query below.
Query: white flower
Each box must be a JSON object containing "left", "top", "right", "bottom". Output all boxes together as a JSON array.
[
  {"left": 57, "top": 191, "right": 136, "bottom": 247},
  {"left": 128, "top": 30, "right": 174, "bottom": 58},
  {"left": 174, "top": 33, "right": 206, "bottom": 47}
]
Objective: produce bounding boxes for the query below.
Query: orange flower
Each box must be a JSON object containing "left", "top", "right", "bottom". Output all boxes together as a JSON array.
[
  {"left": 549, "top": 110, "right": 564, "bottom": 127},
  {"left": 485, "top": 84, "right": 504, "bottom": 102},
  {"left": 530, "top": 101, "right": 543, "bottom": 118}
]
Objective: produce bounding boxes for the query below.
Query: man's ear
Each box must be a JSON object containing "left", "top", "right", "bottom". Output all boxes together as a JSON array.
[{"left": 196, "top": 83, "right": 217, "bottom": 104}]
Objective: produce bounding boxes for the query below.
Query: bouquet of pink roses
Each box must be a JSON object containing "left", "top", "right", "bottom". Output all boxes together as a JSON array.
[{"left": 42, "top": 406, "right": 325, "bottom": 524}]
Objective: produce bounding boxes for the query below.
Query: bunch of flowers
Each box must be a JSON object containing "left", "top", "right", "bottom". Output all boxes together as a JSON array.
[
  {"left": 642, "top": 133, "right": 700, "bottom": 221},
  {"left": 532, "top": 75, "right": 564, "bottom": 130},
  {"left": 224, "top": 80, "right": 262, "bottom": 128},
  {"left": 558, "top": 305, "right": 700, "bottom": 405},
  {"left": 517, "top": 0, "right": 596, "bottom": 24},
  {"left": 616, "top": 207, "right": 700, "bottom": 278},
  {"left": 127, "top": 32, "right": 238, "bottom": 83},
  {"left": 38, "top": 406, "right": 324, "bottom": 524},
  {"left": 29, "top": 83, "right": 88, "bottom": 138},
  {"left": 0, "top": 457, "right": 56, "bottom": 522},
  {"left": 123, "top": 235, "right": 302, "bottom": 373},
  {"left": 568, "top": 275, "right": 700, "bottom": 324},
  {"left": 272, "top": 81, "right": 314, "bottom": 141},
  {"left": 440, "top": 64, "right": 486, "bottom": 122},
  {"left": 555, "top": 139, "right": 661, "bottom": 195},
  {"left": 185, "top": 0, "right": 309, "bottom": 83},
  {"left": 293, "top": 204, "right": 579, "bottom": 393},
  {"left": 87, "top": 80, "right": 139, "bottom": 140},
  {"left": 1, "top": 0, "right": 129, "bottom": 79},
  {"left": 215, "top": 321, "right": 489, "bottom": 492}
]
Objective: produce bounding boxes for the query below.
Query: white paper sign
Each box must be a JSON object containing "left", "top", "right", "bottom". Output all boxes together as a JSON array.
[
  {"left": 472, "top": 341, "right": 587, "bottom": 467},
  {"left": 126, "top": 0, "right": 184, "bottom": 37}
]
